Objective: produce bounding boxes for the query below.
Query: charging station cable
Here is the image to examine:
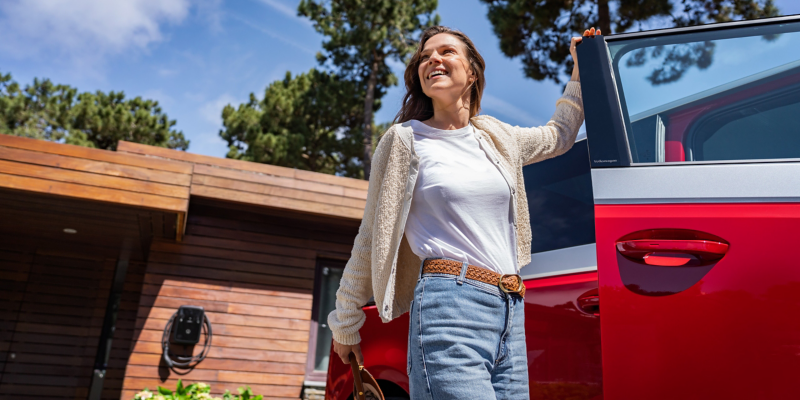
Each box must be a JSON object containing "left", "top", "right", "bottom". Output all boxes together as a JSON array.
[{"left": 161, "top": 312, "right": 213, "bottom": 370}]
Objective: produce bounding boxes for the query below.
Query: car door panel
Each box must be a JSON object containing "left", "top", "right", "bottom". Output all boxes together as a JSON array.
[
  {"left": 596, "top": 203, "right": 800, "bottom": 398},
  {"left": 578, "top": 14, "right": 800, "bottom": 399},
  {"left": 524, "top": 272, "right": 602, "bottom": 399}
]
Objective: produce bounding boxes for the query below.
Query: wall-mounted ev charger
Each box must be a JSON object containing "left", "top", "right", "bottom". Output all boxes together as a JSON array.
[
  {"left": 162, "top": 305, "right": 213, "bottom": 369},
  {"left": 173, "top": 305, "right": 205, "bottom": 344}
]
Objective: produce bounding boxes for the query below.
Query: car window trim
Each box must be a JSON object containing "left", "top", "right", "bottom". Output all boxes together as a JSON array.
[{"left": 604, "top": 14, "right": 800, "bottom": 43}]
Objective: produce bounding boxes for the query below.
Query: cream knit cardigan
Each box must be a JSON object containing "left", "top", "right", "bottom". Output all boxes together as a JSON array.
[{"left": 329, "top": 82, "right": 585, "bottom": 345}]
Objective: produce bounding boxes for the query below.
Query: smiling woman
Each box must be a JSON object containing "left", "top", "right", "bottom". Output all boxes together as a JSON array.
[
  {"left": 395, "top": 26, "right": 485, "bottom": 125},
  {"left": 326, "top": 24, "right": 598, "bottom": 400}
]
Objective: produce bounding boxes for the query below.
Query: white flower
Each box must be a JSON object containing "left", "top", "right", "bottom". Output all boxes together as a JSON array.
[{"left": 135, "top": 390, "right": 153, "bottom": 400}]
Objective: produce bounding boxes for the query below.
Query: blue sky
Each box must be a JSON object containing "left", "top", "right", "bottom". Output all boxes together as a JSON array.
[{"left": 2, "top": 0, "right": 798, "bottom": 158}]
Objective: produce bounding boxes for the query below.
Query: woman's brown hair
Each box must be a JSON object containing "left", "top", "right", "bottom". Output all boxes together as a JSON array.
[{"left": 394, "top": 26, "right": 486, "bottom": 124}]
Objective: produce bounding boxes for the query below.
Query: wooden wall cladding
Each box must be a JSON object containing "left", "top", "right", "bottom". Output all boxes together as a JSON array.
[
  {"left": 121, "top": 202, "right": 359, "bottom": 399},
  {"left": 0, "top": 247, "right": 145, "bottom": 400},
  {"left": 0, "top": 135, "right": 190, "bottom": 239},
  {"left": 117, "top": 141, "right": 367, "bottom": 220}
]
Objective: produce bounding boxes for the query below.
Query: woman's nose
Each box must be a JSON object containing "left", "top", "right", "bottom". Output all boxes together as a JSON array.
[{"left": 428, "top": 52, "right": 442, "bottom": 63}]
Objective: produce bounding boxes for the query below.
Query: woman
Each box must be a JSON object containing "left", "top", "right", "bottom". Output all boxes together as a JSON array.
[{"left": 329, "top": 26, "right": 599, "bottom": 399}]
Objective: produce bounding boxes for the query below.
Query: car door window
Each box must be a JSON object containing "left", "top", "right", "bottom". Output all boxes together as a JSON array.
[
  {"left": 608, "top": 21, "right": 800, "bottom": 163},
  {"left": 520, "top": 138, "right": 596, "bottom": 278}
]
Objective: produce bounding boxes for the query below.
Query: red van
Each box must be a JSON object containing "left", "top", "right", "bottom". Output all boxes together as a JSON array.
[{"left": 325, "top": 14, "right": 800, "bottom": 399}]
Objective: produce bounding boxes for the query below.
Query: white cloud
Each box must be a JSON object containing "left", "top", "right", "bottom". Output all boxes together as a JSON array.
[
  {"left": 229, "top": 13, "right": 315, "bottom": 55},
  {"left": 200, "top": 93, "right": 239, "bottom": 125},
  {"left": 140, "top": 89, "right": 175, "bottom": 107},
  {"left": 158, "top": 68, "right": 179, "bottom": 77},
  {"left": 255, "top": 0, "right": 311, "bottom": 26},
  {"left": 0, "top": 0, "right": 190, "bottom": 72},
  {"left": 196, "top": 0, "right": 224, "bottom": 33},
  {"left": 256, "top": 0, "right": 296, "bottom": 19},
  {"left": 481, "top": 93, "right": 543, "bottom": 127}
]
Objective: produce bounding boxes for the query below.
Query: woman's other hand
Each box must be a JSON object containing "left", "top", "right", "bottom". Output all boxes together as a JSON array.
[
  {"left": 333, "top": 338, "right": 363, "bottom": 365},
  {"left": 570, "top": 27, "right": 602, "bottom": 82}
]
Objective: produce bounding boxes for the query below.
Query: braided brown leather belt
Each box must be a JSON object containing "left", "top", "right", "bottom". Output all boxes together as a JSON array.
[{"left": 422, "top": 259, "right": 526, "bottom": 298}]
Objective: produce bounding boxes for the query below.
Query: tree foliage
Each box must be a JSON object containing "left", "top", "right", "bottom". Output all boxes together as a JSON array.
[
  {"left": 220, "top": 69, "right": 365, "bottom": 178},
  {"left": 480, "top": 0, "right": 779, "bottom": 84},
  {"left": 0, "top": 72, "right": 187, "bottom": 150},
  {"left": 298, "top": 0, "right": 439, "bottom": 179}
]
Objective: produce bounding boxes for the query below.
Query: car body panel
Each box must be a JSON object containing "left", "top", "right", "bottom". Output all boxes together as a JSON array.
[
  {"left": 578, "top": 14, "right": 800, "bottom": 400},
  {"left": 596, "top": 203, "right": 800, "bottom": 399}
]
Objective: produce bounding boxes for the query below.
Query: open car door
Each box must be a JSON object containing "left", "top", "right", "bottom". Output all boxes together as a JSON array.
[{"left": 577, "top": 15, "right": 800, "bottom": 399}]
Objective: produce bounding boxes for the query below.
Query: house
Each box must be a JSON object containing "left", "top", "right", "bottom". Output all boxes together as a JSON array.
[{"left": 0, "top": 134, "right": 366, "bottom": 399}]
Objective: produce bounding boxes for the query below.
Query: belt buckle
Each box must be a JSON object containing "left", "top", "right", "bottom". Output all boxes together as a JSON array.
[{"left": 498, "top": 274, "right": 523, "bottom": 295}]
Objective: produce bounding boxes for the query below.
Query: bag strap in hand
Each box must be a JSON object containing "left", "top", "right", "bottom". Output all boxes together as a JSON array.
[{"left": 349, "top": 353, "right": 366, "bottom": 400}]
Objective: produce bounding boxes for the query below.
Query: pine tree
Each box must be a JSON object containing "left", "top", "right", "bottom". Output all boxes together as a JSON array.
[
  {"left": 220, "top": 69, "right": 365, "bottom": 178},
  {"left": 0, "top": 71, "right": 187, "bottom": 150},
  {"left": 298, "top": 0, "right": 439, "bottom": 179}
]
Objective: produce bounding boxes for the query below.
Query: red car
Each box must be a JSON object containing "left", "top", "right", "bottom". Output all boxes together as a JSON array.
[{"left": 326, "top": 14, "right": 800, "bottom": 399}]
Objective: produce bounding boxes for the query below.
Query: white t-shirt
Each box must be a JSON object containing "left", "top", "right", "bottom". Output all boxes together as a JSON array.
[{"left": 403, "top": 119, "right": 517, "bottom": 275}]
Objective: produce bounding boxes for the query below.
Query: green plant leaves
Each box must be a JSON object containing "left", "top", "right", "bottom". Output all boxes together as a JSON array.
[{"left": 132, "top": 382, "right": 260, "bottom": 400}]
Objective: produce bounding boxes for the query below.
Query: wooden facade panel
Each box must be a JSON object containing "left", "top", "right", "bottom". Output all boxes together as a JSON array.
[
  {"left": 191, "top": 184, "right": 363, "bottom": 220},
  {"left": 0, "top": 254, "right": 121, "bottom": 399},
  {"left": 0, "top": 145, "right": 192, "bottom": 186},
  {"left": 137, "top": 320, "right": 308, "bottom": 342},
  {"left": 193, "top": 174, "right": 366, "bottom": 210},
  {"left": 117, "top": 141, "right": 296, "bottom": 179},
  {"left": 128, "top": 353, "right": 306, "bottom": 375},
  {"left": 192, "top": 167, "right": 367, "bottom": 206},
  {"left": 129, "top": 341, "right": 307, "bottom": 364},
  {"left": 140, "top": 284, "right": 313, "bottom": 310},
  {"left": 0, "top": 173, "right": 188, "bottom": 213},
  {"left": 0, "top": 135, "right": 192, "bottom": 174},
  {"left": 179, "top": 235, "right": 315, "bottom": 260},
  {"left": 187, "top": 220, "right": 353, "bottom": 255},
  {"left": 150, "top": 241, "right": 315, "bottom": 270},
  {"left": 193, "top": 163, "right": 347, "bottom": 197},
  {"left": 0, "top": 159, "right": 190, "bottom": 199},
  {"left": 295, "top": 168, "right": 368, "bottom": 191},
  {"left": 0, "top": 137, "right": 370, "bottom": 397},
  {"left": 120, "top": 204, "right": 363, "bottom": 399},
  {"left": 139, "top": 307, "right": 310, "bottom": 331},
  {"left": 144, "top": 263, "right": 313, "bottom": 291}
]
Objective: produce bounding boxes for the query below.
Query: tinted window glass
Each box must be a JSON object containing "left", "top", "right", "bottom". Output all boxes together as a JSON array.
[
  {"left": 313, "top": 263, "right": 343, "bottom": 372},
  {"left": 608, "top": 21, "right": 800, "bottom": 163},
  {"left": 691, "top": 90, "right": 800, "bottom": 161},
  {"left": 523, "top": 139, "right": 595, "bottom": 254}
]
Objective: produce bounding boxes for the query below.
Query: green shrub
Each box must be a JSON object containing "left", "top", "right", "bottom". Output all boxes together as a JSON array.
[{"left": 133, "top": 380, "right": 263, "bottom": 400}]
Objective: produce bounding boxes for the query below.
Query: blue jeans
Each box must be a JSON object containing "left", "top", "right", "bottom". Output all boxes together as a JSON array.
[{"left": 407, "top": 260, "right": 529, "bottom": 399}]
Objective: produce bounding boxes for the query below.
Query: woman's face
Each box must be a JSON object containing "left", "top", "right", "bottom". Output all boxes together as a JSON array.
[{"left": 418, "top": 33, "right": 474, "bottom": 105}]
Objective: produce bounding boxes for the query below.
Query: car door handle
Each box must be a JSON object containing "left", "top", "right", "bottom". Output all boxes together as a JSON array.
[
  {"left": 616, "top": 239, "right": 729, "bottom": 266},
  {"left": 577, "top": 289, "right": 599, "bottom": 316}
]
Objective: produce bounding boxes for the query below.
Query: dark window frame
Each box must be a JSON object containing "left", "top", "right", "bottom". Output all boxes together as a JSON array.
[{"left": 305, "top": 257, "right": 346, "bottom": 384}]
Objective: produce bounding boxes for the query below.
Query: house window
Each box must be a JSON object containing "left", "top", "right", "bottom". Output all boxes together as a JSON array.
[{"left": 306, "top": 258, "right": 345, "bottom": 382}]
